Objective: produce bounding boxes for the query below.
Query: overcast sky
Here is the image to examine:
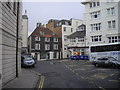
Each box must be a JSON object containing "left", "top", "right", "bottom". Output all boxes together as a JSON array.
[{"left": 22, "top": 2, "right": 85, "bottom": 35}]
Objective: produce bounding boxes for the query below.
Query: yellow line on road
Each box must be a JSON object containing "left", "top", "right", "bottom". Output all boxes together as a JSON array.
[
  {"left": 99, "top": 86, "right": 106, "bottom": 90},
  {"left": 29, "top": 70, "right": 44, "bottom": 90},
  {"left": 38, "top": 76, "right": 45, "bottom": 90}
]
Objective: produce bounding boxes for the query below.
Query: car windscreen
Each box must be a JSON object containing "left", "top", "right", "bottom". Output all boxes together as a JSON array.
[
  {"left": 24, "top": 56, "right": 33, "bottom": 60},
  {"left": 98, "top": 58, "right": 108, "bottom": 60}
]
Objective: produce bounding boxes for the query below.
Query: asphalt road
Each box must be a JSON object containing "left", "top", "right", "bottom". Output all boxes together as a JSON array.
[{"left": 29, "top": 59, "right": 120, "bottom": 89}]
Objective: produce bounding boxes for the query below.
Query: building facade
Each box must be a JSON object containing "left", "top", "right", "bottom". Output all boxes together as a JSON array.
[
  {"left": 46, "top": 19, "right": 84, "bottom": 59},
  {"left": 82, "top": 0, "right": 120, "bottom": 61},
  {"left": 82, "top": 0, "right": 120, "bottom": 46},
  {"left": 22, "top": 11, "right": 28, "bottom": 54},
  {"left": 0, "top": 1, "right": 22, "bottom": 89},
  {"left": 62, "top": 19, "right": 83, "bottom": 58},
  {"left": 67, "top": 24, "right": 89, "bottom": 56},
  {"left": 28, "top": 25, "right": 62, "bottom": 61}
]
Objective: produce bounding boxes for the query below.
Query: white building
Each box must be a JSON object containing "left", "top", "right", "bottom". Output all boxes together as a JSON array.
[
  {"left": 22, "top": 11, "right": 28, "bottom": 54},
  {"left": 62, "top": 19, "right": 83, "bottom": 58},
  {"left": 67, "top": 24, "right": 89, "bottom": 56},
  {"left": 82, "top": 0, "right": 120, "bottom": 48},
  {"left": 0, "top": 1, "right": 22, "bottom": 89}
]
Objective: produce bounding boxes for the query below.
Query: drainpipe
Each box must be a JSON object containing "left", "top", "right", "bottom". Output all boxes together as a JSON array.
[{"left": 16, "top": 2, "right": 19, "bottom": 77}]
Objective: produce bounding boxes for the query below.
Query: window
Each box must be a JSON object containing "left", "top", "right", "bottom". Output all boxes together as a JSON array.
[
  {"left": 78, "top": 37, "right": 84, "bottom": 42},
  {"left": 45, "top": 44, "right": 50, "bottom": 50},
  {"left": 54, "top": 38, "right": 58, "bottom": 42},
  {"left": 35, "top": 37, "right": 40, "bottom": 41},
  {"left": 89, "top": 2, "right": 100, "bottom": 8},
  {"left": 6, "top": 2, "right": 12, "bottom": 10},
  {"left": 76, "top": 22, "right": 78, "bottom": 26},
  {"left": 91, "top": 11, "right": 100, "bottom": 19},
  {"left": 54, "top": 44, "right": 58, "bottom": 50},
  {"left": 64, "top": 46, "right": 67, "bottom": 50},
  {"left": 91, "top": 35, "right": 102, "bottom": 42},
  {"left": 64, "top": 27, "right": 66, "bottom": 32},
  {"left": 13, "top": 2, "right": 16, "bottom": 15},
  {"left": 91, "top": 23, "right": 101, "bottom": 31},
  {"left": 64, "top": 35, "right": 68, "bottom": 41},
  {"left": 108, "top": 20, "right": 116, "bottom": 29},
  {"left": 45, "top": 37, "right": 50, "bottom": 42},
  {"left": 35, "top": 44, "right": 40, "bottom": 50},
  {"left": 65, "top": 22, "right": 69, "bottom": 25},
  {"left": 107, "top": 0, "right": 114, "bottom": 3},
  {"left": 107, "top": 7, "right": 115, "bottom": 16},
  {"left": 80, "top": 26, "right": 84, "bottom": 31},
  {"left": 108, "top": 36, "right": 120, "bottom": 43},
  {"left": 91, "top": 44, "right": 120, "bottom": 52},
  {"left": 40, "top": 31, "right": 45, "bottom": 35}
]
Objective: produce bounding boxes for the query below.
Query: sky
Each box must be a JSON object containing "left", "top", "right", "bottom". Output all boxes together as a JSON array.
[{"left": 22, "top": 2, "right": 85, "bottom": 35}]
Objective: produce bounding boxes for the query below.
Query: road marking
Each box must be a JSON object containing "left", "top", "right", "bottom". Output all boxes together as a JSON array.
[
  {"left": 81, "top": 76, "right": 84, "bottom": 79},
  {"left": 29, "top": 70, "right": 45, "bottom": 90},
  {"left": 38, "top": 76, "right": 45, "bottom": 90},
  {"left": 67, "top": 65, "right": 76, "bottom": 67},
  {"left": 50, "top": 62, "right": 54, "bottom": 64},
  {"left": 109, "top": 80, "right": 120, "bottom": 82},
  {"left": 99, "top": 87, "right": 106, "bottom": 90},
  {"left": 110, "top": 74, "right": 114, "bottom": 76}
]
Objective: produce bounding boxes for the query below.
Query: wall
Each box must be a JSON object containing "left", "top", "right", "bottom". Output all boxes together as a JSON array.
[
  {"left": 22, "top": 18, "right": 28, "bottom": 48},
  {"left": 84, "top": 1, "right": 119, "bottom": 46},
  {"left": 0, "top": 1, "right": 2, "bottom": 87},
  {"left": 62, "top": 19, "right": 83, "bottom": 58},
  {"left": 0, "top": 1, "right": 22, "bottom": 88}
]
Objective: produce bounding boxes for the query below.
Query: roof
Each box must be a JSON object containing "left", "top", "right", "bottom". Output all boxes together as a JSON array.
[
  {"left": 68, "top": 31, "right": 86, "bottom": 38},
  {"left": 30, "top": 26, "right": 59, "bottom": 38},
  {"left": 22, "top": 15, "right": 28, "bottom": 19},
  {"left": 81, "top": 0, "right": 94, "bottom": 4}
]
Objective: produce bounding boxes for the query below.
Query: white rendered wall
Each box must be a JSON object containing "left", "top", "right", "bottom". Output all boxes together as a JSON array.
[
  {"left": 62, "top": 19, "right": 83, "bottom": 58},
  {"left": 84, "top": 1, "right": 119, "bottom": 46},
  {"left": 22, "top": 18, "right": 28, "bottom": 48}
]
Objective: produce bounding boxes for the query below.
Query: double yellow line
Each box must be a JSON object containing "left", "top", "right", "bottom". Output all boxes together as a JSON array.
[
  {"left": 29, "top": 70, "right": 45, "bottom": 90},
  {"left": 38, "top": 75, "right": 45, "bottom": 90}
]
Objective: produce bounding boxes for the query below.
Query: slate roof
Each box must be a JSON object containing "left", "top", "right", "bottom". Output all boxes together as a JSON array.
[
  {"left": 30, "top": 26, "right": 59, "bottom": 38},
  {"left": 68, "top": 31, "right": 86, "bottom": 38},
  {"left": 22, "top": 15, "right": 28, "bottom": 19}
]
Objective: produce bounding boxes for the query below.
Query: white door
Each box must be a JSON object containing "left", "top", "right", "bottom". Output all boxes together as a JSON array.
[{"left": 37, "top": 53, "right": 40, "bottom": 61}]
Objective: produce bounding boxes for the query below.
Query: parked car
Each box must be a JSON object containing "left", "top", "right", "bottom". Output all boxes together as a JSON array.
[
  {"left": 93, "top": 57, "right": 118, "bottom": 68},
  {"left": 21, "top": 55, "right": 36, "bottom": 67}
]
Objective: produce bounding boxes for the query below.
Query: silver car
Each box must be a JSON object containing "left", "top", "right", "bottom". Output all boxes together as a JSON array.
[
  {"left": 93, "top": 57, "right": 118, "bottom": 68},
  {"left": 21, "top": 55, "right": 36, "bottom": 67}
]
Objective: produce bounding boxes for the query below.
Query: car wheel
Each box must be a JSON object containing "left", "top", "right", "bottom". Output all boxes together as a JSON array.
[
  {"left": 95, "top": 63, "right": 99, "bottom": 67},
  {"left": 33, "top": 64, "right": 35, "bottom": 67},
  {"left": 111, "top": 64, "right": 116, "bottom": 68}
]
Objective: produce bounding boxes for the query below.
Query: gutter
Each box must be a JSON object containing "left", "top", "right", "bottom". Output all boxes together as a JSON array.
[{"left": 16, "top": 2, "right": 19, "bottom": 77}]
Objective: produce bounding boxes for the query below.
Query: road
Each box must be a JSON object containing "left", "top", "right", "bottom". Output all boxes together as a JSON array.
[{"left": 28, "top": 59, "right": 120, "bottom": 89}]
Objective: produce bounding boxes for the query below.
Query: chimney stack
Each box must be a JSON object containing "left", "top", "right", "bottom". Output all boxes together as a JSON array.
[{"left": 37, "top": 23, "right": 41, "bottom": 27}]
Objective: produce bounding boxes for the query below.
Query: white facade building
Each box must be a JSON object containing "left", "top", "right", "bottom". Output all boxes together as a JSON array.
[
  {"left": 82, "top": 0, "right": 120, "bottom": 47},
  {"left": 0, "top": 1, "right": 22, "bottom": 89},
  {"left": 81, "top": 0, "right": 120, "bottom": 61},
  {"left": 62, "top": 19, "right": 83, "bottom": 58},
  {"left": 22, "top": 11, "right": 28, "bottom": 53}
]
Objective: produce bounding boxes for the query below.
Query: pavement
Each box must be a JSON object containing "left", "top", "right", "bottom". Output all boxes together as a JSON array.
[{"left": 2, "top": 68, "right": 40, "bottom": 89}]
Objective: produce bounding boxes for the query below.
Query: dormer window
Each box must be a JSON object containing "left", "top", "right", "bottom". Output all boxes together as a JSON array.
[
  {"left": 40, "top": 31, "right": 45, "bottom": 35},
  {"left": 89, "top": 2, "right": 100, "bottom": 8}
]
